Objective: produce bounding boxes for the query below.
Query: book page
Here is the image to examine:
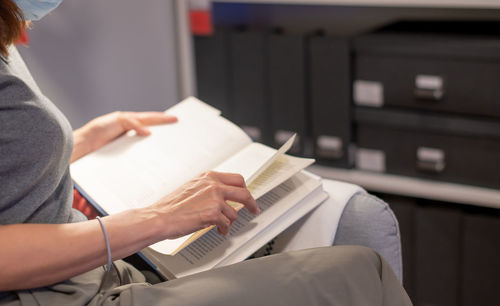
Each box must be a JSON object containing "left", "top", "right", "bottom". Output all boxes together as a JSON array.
[
  {"left": 212, "top": 142, "right": 276, "bottom": 184},
  {"left": 147, "top": 146, "right": 315, "bottom": 255},
  {"left": 214, "top": 142, "right": 314, "bottom": 201},
  {"left": 167, "top": 96, "right": 221, "bottom": 117},
  {"left": 248, "top": 154, "right": 315, "bottom": 199},
  {"left": 213, "top": 134, "right": 296, "bottom": 185},
  {"left": 145, "top": 171, "right": 323, "bottom": 278},
  {"left": 70, "top": 98, "right": 252, "bottom": 215},
  {"left": 216, "top": 188, "right": 328, "bottom": 268}
]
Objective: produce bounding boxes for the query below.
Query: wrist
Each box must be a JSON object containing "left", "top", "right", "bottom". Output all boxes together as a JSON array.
[{"left": 130, "top": 207, "right": 169, "bottom": 245}]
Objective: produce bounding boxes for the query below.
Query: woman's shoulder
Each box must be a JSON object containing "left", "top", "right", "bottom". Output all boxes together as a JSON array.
[{"left": 0, "top": 45, "right": 44, "bottom": 103}]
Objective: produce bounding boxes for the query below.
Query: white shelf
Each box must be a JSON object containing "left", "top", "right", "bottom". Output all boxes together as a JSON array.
[
  {"left": 213, "top": 0, "right": 500, "bottom": 9},
  {"left": 308, "top": 165, "right": 500, "bottom": 209}
]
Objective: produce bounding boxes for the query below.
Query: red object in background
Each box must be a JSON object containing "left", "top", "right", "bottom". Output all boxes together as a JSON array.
[
  {"left": 73, "top": 189, "right": 99, "bottom": 220},
  {"left": 190, "top": 10, "right": 213, "bottom": 36},
  {"left": 16, "top": 27, "right": 29, "bottom": 45}
]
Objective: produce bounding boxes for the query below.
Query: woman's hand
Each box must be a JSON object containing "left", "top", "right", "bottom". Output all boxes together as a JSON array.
[
  {"left": 149, "top": 171, "right": 260, "bottom": 238},
  {"left": 71, "top": 111, "right": 177, "bottom": 162}
]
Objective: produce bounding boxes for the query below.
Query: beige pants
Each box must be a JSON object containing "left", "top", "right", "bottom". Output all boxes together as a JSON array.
[{"left": 3, "top": 246, "right": 411, "bottom": 306}]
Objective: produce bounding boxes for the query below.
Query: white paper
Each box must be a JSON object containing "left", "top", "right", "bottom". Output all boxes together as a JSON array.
[
  {"left": 71, "top": 98, "right": 251, "bottom": 215},
  {"left": 145, "top": 171, "right": 324, "bottom": 278}
]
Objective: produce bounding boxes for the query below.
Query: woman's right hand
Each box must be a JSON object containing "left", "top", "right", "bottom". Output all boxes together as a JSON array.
[{"left": 149, "top": 171, "right": 260, "bottom": 239}]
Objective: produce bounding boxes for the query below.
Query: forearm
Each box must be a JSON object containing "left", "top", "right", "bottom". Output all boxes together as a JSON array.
[
  {"left": 0, "top": 208, "right": 163, "bottom": 291},
  {"left": 71, "top": 116, "right": 122, "bottom": 163},
  {"left": 0, "top": 171, "right": 258, "bottom": 291}
]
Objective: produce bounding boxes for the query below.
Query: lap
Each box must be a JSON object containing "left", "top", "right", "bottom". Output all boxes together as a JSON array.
[{"left": 4, "top": 246, "right": 411, "bottom": 306}]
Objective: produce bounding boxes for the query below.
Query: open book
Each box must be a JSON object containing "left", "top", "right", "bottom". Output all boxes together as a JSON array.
[{"left": 70, "top": 97, "right": 328, "bottom": 278}]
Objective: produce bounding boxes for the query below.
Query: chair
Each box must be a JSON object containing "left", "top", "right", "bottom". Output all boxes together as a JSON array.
[{"left": 334, "top": 191, "right": 403, "bottom": 281}]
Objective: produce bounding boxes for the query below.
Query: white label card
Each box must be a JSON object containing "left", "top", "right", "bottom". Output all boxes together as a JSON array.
[
  {"left": 356, "top": 148, "right": 386, "bottom": 173},
  {"left": 317, "top": 135, "right": 342, "bottom": 151},
  {"left": 353, "top": 80, "right": 384, "bottom": 107}
]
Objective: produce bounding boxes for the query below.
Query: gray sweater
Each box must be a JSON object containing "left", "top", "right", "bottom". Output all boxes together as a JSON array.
[{"left": 0, "top": 46, "right": 85, "bottom": 224}]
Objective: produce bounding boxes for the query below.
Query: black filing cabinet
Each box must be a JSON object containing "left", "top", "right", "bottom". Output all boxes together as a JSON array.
[
  {"left": 193, "top": 14, "right": 500, "bottom": 306},
  {"left": 354, "top": 22, "right": 500, "bottom": 306}
]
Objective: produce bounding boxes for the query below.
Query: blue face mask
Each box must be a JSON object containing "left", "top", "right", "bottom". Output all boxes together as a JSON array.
[{"left": 14, "top": 0, "right": 63, "bottom": 21}]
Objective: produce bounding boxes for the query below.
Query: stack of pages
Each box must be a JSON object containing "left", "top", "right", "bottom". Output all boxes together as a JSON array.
[{"left": 71, "top": 97, "right": 328, "bottom": 279}]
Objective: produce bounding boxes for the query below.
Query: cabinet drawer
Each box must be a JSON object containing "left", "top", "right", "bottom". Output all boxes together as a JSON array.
[
  {"left": 353, "top": 33, "right": 500, "bottom": 118},
  {"left": 354, "top": 108, "right": 500, "bottom": 189},
  {"left": 355, "top": 56, "right": 500, "bottom": 117}
]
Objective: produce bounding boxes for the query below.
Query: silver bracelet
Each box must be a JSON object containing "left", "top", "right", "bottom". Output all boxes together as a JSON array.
[{"left": 96, "top": 216, "right": 112, "bottom": 272}]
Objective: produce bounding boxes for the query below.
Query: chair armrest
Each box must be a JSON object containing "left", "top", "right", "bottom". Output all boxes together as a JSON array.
[{"left": 334, "top": 193, "right": 403, "bottom": 282}]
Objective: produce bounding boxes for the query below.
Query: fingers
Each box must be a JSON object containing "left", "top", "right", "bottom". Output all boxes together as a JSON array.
[
  {"left": 156, "top": 171, "right": 260, "bottom": 239},
  {"left": 220, "top": 201, "right": 239, "bottom": 222},
  {"left": 220, "top": 185, "right": 260, "bottom": 215},
  {"left": 199, "top": 171, "right": 259, "bottom": 214},
  {"left": 137, "top": 112, "right": 178, "bottom": 125},
  {"left": 117, "top": 112, "right": 178, "bottom": 136},
  {"left": 197, "top": 203, "right": 237, "bottom": 236},
  {"left": 203, "top": 185, "right": 258, "bottom": 235},
  {"left": 205, "top": 171, "right": 247, "bottom": 188},
  {"left": 123, "top": 117, "right": 151, "bottom": 136},
  {"left": 217, "top": 207, "right": 237, "bottom": 235}
]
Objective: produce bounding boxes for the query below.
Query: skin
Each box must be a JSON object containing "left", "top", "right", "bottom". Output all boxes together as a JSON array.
[
  {"left": 0, "top": 112, "right": 260, "bottom": 291},
  {"left": 71, "top": 111, "right": 179, "bottom": 162}
]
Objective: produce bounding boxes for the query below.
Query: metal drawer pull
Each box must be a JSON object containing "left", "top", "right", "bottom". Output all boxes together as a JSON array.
[
  {"left": 414, "top": 75, "right": 445, "bottom": 101},
  {"left": 417, "top": 147, "right": 446, "bottom": 173}
]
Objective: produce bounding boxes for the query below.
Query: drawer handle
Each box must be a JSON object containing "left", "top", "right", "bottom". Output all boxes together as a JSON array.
[
  {"left": 414, "top": 75, "right": 445, "bottom": 101},
  {"left": 416, "top": 147, "right": 446, "bottom": 173}
]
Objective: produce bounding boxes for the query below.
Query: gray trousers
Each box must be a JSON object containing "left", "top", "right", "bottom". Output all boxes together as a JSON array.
[{"left": 3, "top": 246, "right": 412, "bottom": 306}]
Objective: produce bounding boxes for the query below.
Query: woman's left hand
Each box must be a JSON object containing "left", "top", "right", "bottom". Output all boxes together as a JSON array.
[{"left": 71, "top": 111, "right": 177, "bottom": 162}]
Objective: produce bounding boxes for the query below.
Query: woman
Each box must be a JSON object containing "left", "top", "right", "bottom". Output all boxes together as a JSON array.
[{"left": 0, "top": 0, "right": 411, "bottom": 305}]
